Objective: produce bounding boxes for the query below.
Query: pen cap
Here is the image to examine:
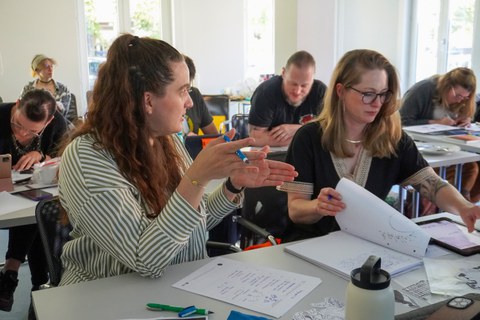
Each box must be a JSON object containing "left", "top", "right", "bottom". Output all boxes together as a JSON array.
[{"left": 345, "top": 255, "right": 394, "bottom": 320}]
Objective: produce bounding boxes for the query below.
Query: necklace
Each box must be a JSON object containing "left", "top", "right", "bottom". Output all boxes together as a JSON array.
[
  {"left": 345, "top": 139, "right": 363, "bottom": 144},
  {"left": 11, "top": 133, "right": 41, "bottom": 157},
  {"left": 38, "top": 79, "right": 53, "bottom": 84}
]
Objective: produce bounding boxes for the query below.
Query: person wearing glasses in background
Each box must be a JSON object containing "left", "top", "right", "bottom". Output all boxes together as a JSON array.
[
  {"left": 400, "top": 68, "right": 478, "bottom": 204},
  {"left": 0, "top": 89, "right": 67, "bottom": 312},
  {"left": 248, "top": 50, "right": 327, "bottom": 147},
  {"left": 20, "top": 54, "right": 77, "bottom": 124},
  {"left": 278, "top": 49, "right": 480, "bottom": 242}
]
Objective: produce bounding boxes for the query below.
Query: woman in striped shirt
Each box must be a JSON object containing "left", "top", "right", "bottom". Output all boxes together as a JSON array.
[{"left": 58, "top": 34, "right": 297, "bottom": 285}]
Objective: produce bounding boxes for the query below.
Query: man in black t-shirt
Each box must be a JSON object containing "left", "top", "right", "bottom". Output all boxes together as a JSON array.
[{"left": 248, "top": 50, "right": 327, "bottom": 147}]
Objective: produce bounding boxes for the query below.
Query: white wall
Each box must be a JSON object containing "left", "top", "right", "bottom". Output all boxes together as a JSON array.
[
  {"left": 297, "top": 0, "right": 337, "bottom": 85},
  {"left": 0, "top": 0, "right": 85, "bottom": 110},
  {"left": 0, "top": 0, "right": 414, "bottom": 111},
  {"left": 297, "top": 0, "right": 411, "bottom": 91},
  {"left": 172, "top": 0, "right": 246, "bottom": 95}
]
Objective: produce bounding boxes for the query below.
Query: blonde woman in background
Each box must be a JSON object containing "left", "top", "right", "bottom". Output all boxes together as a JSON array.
[
  {"left": 400, "top": 68, "right": 478, "bottom": 203},
  {"left": 20, "top": 54, "right": 76, "bottom": 123}
]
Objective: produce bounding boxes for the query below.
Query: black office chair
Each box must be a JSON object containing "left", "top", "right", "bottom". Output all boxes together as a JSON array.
[
  {"left": 219, "top": 114, "right": 249, "bottom": 140},
  {"left": 202, "top": 94, "right": 229, "bottom": 117},
  {"left": 35, "top": 197, "right": 72, "bottom": 287},
  {"left": 65, "top": 93, "right": 79, "bottom": 125}
]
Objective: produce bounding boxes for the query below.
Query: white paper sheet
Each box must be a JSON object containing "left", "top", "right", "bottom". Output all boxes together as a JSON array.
[
  {"left": 0, "top": 191, "right": 36, "bottom": 216},
  {"left": 335, "top": 178, "right": 430, "bottom": 257},
  {"left": 424, "top": 256, "right": 480, "bottom": 296},
  {"left": 403, "top": 124, "right": 458, "bottom": 133},
  {"left": 172, "top": 257, "right": 322, "bottom": 318}
]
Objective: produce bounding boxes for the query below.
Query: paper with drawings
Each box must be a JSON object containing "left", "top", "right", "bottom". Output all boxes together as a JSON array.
[
  {"left": 172, "top": 257, "right": 321, "bottom": 318},
  {"left": 335, "top": 178, "right": 430, "bottom": 257}
]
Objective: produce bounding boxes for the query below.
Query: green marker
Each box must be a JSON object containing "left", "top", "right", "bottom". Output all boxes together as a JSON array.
[{"left": 146, "top": 303, "right": 213, "bottom": 315}]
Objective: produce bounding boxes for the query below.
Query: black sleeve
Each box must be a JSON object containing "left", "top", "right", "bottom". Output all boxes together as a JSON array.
[
  {"left": 397, "top": 131, "right": 429, "bottom": 182},
  {"left": 400, "top": 82, "right": 435, "bottom": 126},
  {"left": 285, "top": 124, "right": 317, "bottom": 185},
  {"left": 248, "top": 85, "right": 276, "bottom": 128}
]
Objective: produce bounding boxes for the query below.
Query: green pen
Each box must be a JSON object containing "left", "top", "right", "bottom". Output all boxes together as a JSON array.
[{"left": 146, "top": 303, "right": 213, "bottom": 315}]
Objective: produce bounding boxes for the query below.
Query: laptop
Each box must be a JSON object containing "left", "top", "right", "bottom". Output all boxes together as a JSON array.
[
  {"left": 184, "top": 134, "right": 222, "bottom": 160},
  {"left": 0, "top": 154, "right": 14, "bottom": 192}
]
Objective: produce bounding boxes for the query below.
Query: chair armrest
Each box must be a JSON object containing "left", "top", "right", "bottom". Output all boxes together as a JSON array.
[
  {"left": 233, "top": 216, "right": 278, "bottom": 246},
  {"left": 206, "top": 241, "right": 242, "bottom": 253}
]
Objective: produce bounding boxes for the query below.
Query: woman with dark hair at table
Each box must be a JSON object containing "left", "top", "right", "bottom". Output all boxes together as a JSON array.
[
  {"left": 0, "top": 89, "right": 67, "bottom": 312},
  {"left": 279, "top": 49, "right": 480, "bottom": 242},
  {"left": 57, "top": 34, "right": 297, "bottom": 285}
]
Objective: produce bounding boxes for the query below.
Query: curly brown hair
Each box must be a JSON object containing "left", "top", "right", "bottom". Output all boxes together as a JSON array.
[{"left": 61, "top": 34, "right": 186, "bottom": 218}]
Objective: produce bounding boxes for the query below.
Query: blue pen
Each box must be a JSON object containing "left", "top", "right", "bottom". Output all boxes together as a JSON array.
[
  {"left": 178, "top": 305, "right": 197, "bottom": 318},
  {"left": 223, "top": 135, "right": 250, "bottom": 164}
]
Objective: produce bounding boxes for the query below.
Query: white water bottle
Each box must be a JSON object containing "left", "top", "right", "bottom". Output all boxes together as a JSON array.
[{"left": 345, "top": 255, "right": 394, "bottom": 320}]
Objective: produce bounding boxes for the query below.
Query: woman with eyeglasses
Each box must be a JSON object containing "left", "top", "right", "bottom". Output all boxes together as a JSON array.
[
  {"left": 278, "top": 49, "right": 480, "bottom": 242},
  {"left": 400, "top": 67, "right": 476, "bottom": 127},
  {"left": 0, "top": 89, "right": 67, "bottom": 312},
  {"left": 400, "top": 68, "right": 478, "bottom": 204}
]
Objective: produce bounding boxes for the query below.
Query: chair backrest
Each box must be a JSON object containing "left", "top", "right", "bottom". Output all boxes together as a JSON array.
[
  {"left": 219, "top": 114, "right": 249, "bottom": 140},
  {"left": 66, "top": 93, "right": 78, "bottom": 124},
  {"left": 184, "top": 133, "right": 222, "bottom": 159},
  {"left": 202, "top": 94, "right": 229, "bottom": 117},
  {"left": 35, "top": 197, "right": 72, "bottom": 286},
  {"left": 239, "top": 185, "right": 290, "bottom": 249}
]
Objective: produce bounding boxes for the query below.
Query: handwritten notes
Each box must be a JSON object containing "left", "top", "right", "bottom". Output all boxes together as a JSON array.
[{"left": 172, "top": 257, "right": 322, "bottom": 318}]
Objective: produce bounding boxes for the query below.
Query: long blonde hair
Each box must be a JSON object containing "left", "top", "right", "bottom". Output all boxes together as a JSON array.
[
  {"left": 434, "top": 67, "right": 476, "bottom": 118},
  {"left": 318, "top": 49, "right": 402, "bottom": 158}
]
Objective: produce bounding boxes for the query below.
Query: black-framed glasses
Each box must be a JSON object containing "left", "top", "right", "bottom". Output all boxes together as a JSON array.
[
  {"left": 451, "top": 87, "right": 470, "bottom": 102},
  {"left": 10, "top": 118, "right": 47, "bottom": 138},
  {"left": 348, "top": 87, "right": 393, "bottom": 104}
]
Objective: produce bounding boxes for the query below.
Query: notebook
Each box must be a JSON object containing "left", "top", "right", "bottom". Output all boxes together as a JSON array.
[{"left": 285, "top": 178, "right": 430, "bottom": 279}]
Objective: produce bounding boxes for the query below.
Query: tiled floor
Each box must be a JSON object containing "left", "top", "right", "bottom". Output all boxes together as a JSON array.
[{"left": 0, "top": 229, "right": 31, "bottom": 320}]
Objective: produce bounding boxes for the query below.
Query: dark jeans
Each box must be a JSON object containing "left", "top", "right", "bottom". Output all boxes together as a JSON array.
[{"left": 5, "top": 224, "right": 48, "bottom": 287}]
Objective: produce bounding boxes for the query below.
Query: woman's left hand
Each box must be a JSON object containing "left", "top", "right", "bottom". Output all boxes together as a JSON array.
[
  {"left": 458, "top": 206, "right": 480, "bottom": 232},
  {"left": 229, "top": 146, "right": 297, "bottom": 189}
]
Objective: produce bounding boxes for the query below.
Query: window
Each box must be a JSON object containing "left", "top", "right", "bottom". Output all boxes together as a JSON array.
[
  {"left": 84, "top": 0, "right": 162, "bottom": 89},
  {"left": 412, "top": 0, "right": 478, "bottom": 82},
  {"left": 245, "top": 0, "right": 274, "bottom": 82}
]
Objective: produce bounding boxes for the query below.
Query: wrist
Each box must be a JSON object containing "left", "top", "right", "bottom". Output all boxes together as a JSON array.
[{"left": 225, "top": 177, "right": 245, "bottom": 194}]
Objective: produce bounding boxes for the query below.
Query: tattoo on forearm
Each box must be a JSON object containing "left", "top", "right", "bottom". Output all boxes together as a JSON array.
[{"left": 403, "top": 167, "right": 449, "bottom": 202}]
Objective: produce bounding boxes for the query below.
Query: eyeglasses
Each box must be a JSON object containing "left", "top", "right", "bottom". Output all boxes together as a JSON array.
[
  {"left": 10, "top": 117, "right": 47, "bottom": 138},
  {"left": 451, "top": 87, "right": 470, "bottom": 102},
  {"left": 348, "top": 87, "right": 393, "bottom": 104}
]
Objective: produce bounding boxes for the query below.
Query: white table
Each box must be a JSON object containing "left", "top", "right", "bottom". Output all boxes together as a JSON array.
[
  {"left": 405, "top": 129, "right": 480, "bottom": 154},
  {"left": 0, "top": 187, "right": 58, "bottom": 228},
  {"left": 32, "top": 213, "right": 479, "bottom": 320}
]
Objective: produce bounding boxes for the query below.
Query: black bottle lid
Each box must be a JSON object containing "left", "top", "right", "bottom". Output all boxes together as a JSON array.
[{"left": 350, "top": 255, "right": 391, "bottom": 290}]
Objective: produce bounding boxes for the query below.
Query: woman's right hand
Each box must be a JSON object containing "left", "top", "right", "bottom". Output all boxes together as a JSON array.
[{"left": 314, "top": 187, "right": 345, "bottom": 216}]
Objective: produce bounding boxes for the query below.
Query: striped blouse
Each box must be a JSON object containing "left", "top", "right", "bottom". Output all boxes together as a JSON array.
[{"left": 58, "top": 133, "right": 241, "bottom": 285}]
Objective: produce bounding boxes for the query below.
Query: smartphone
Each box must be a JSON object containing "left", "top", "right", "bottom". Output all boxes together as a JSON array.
[
  {"left": 417, "top": 218, "right": 480, "bottom": 256},
  {"left": 18, "top": 189, "right": 53, "bottom": 201},
  {"left": 0, "top": 154, "right": 12, "bottom": 179}
]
